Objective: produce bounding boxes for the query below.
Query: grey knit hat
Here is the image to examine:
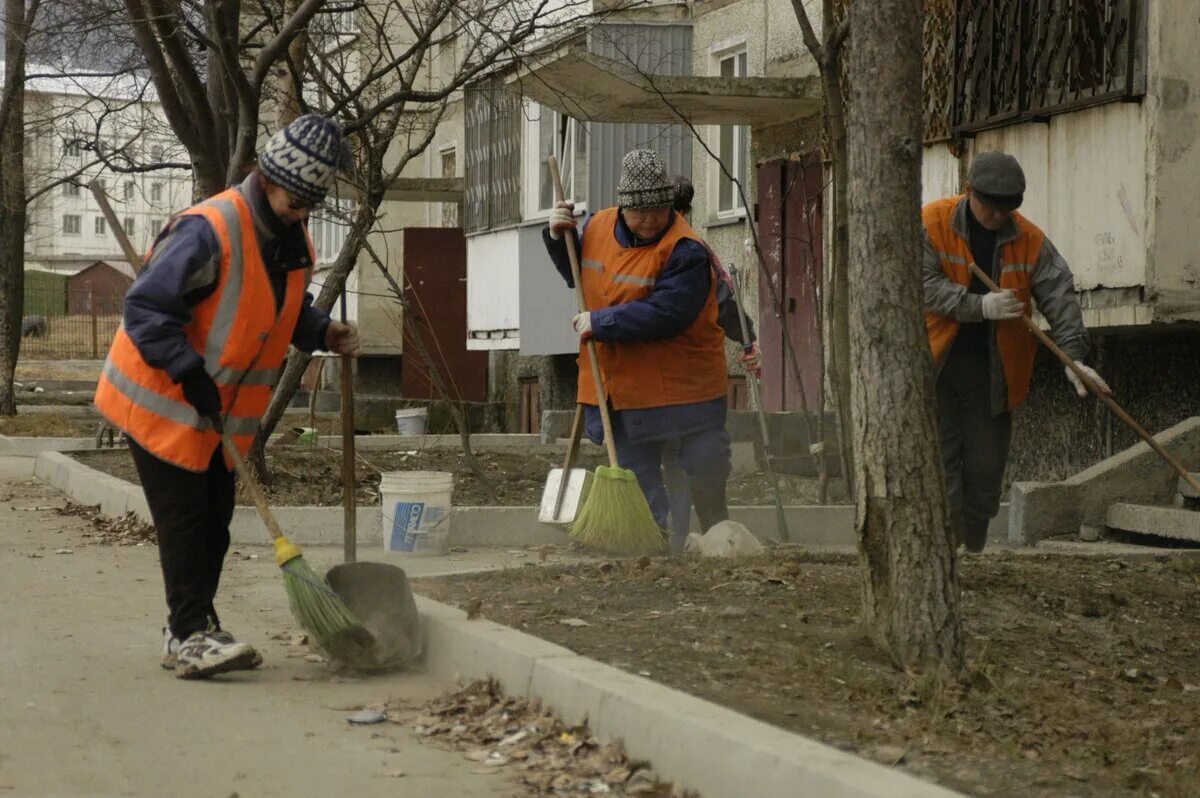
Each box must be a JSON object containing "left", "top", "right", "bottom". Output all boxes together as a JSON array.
[
  {"left": 617, "top": 149, "right": 673, "bottom": 210},
  {"left": 259, "top": 114, "right": 352, "bottom": 203}
]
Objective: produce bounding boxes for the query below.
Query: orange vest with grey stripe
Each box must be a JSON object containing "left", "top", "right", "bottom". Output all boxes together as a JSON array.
[
  {"left": 577, "top": 207, "right": 727, "bottom": 409},
  {"left": 924, "top": 195, "right": 1043, "bottom": 409},
  {"left": 94, "top": 188, "right": 312, "bottom": 472}
]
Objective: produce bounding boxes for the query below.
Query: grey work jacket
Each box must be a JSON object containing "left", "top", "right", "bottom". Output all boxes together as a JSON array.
[{"left": 922, "top": 196, "right": 1090, "bottom": 415}]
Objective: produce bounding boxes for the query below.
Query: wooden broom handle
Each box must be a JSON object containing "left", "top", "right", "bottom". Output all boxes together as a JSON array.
[
  {"left": 340, "top": 292, "right": 357, "bottom": 563},
  {"left": 548, "top": 155, "right": 620, "bottom": 467},
  {"left": 220, "top": 434, "right": 287, "bottom": 542},
  {"left": 968, "top": 262, "right": 1200, "bottom": 495}
]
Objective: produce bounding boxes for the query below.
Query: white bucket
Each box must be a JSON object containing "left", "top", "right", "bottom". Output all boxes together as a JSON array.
[
  {"left": 380, "top": 470, "right": 452, "bottom": 556},
  {"left": 394, "top": 407, "right": 429, "bottom": 436}
]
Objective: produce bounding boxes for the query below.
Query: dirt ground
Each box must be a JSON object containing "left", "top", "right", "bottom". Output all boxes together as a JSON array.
[
  {"left": 414, "top": 550, "right": 1200, "bottom": 798},
  {"left": 72, "top": 446, "right": 834, "bottom": 507},
  {"left": 0, "top": 413, "right": 95, "bottom": 437}
]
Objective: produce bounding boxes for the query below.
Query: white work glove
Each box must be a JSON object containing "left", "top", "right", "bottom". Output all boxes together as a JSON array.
[
  {"left": 572, "top": 312, "right": 592, "bottom": 340},
  {"left": 981, "top": 289, "right": 1024, "bottom": 320},
  {"left": 547, "top": 200, "right": 577, "bottom": 240},
  {"left": 1065, "top": 362, "right": 1113, "bottom": 398}
]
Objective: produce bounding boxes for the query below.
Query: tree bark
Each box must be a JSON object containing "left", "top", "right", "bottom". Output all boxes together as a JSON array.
[
  {"left": 0, "top": 0, "right": 31, "bottom": 416},
  {"left": 846, "top": 0, "right": 962, "bottom": 672}
]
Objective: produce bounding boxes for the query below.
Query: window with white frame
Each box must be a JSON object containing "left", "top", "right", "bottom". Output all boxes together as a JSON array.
[
  {"left": 64, "top": 140, "right": 82, "bottom": 159},
  {"left": 148, "top": 217, "right": 163, "bottom": 239},
  {"left": 124, "top": 217, "right": 135, "bottom": 237},
  {"left": 715, "top": 48, "right": 749, "bottom": 216},
  {"left": 124, "top": 181, "right": 136, "bottom": 200},
  {"left": 63, "top": 182, "right": 80, "bottom": 197},
  {"left": 525, "top": 103, "right": 588, "bottom": 217},
  {"left": 150, "top": 182, "right": 162, "bottom": 203},
  {"left": 63, "top": 214, "right": 81, "bottom": 234},
  {"left": 94, "top": 216, "right": 107, "bottom": 236}
]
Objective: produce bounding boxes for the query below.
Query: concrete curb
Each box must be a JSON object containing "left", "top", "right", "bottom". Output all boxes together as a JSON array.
[
  {"left": 415, "top": 595, "right": 962, "bottom": 798},
  {"left": 0, "top": 436, "right": 98, "bottom": 457},
  {"left": 34, "top": 451, "right": 1010, "bottom": 549}
]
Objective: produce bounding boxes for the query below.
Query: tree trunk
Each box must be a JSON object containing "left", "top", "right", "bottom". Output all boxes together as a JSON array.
[
  {"left": 0, "top": 0, "right": 29, "bottom": 416},
  {"left": 846, "top": 0, "right": 962, "bottom": 672}
]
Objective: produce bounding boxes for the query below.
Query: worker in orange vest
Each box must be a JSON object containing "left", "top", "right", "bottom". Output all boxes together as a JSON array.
[
  {"left": 923, "top": 151, "right": 1111, "bottom": 553},
  {"left": 544, "top": 150, "right": 733, "bottom": 538},
  {"left": 95, "top": 115, "right": 361, "bottom": 678}
]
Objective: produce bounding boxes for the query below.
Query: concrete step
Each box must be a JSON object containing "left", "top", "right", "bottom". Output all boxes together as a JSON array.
[{"left": 1107, "top": 502, "right": 1200, "bottom": 543}]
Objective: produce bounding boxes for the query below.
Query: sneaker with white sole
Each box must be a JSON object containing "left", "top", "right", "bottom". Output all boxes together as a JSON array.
[
  {"left": 161, "top": 628, "right": 181, "bottom": 670},
  {"left": 175, "top": 629, "right": 260, "bottom": 679}
]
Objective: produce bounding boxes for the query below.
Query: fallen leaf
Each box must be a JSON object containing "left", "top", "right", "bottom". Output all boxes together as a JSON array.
[{"left": 559, "top": 618, "right": 591, "bottom": 628}]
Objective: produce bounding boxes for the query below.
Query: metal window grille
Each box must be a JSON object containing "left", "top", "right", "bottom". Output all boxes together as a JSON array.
[
  {"left": 952, "top": 0, "right": 1145, "bottom": 135},
  {"left": 465, "top": 82, "right": 522, "bottom": 233}
]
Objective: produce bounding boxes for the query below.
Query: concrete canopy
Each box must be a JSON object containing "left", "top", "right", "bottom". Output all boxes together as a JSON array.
[
  {"left": 335, "top": 177, "right": 464, "bottom": 203},
  {"left": 512, "top": 46, "right": 822, "bottom": 126}
]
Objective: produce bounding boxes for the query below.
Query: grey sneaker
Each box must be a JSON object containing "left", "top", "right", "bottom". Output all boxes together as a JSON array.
[
  {"left": 175, "top": 629, "right": 260, "bottom": 680},
  {"left": 161, "top": 628, "right": 181, "bottom": 670}
]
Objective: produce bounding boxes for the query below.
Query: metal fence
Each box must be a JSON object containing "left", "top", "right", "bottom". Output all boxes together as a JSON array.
[{"left": 20, "top": 277, "right": 125, "bottom": 360}]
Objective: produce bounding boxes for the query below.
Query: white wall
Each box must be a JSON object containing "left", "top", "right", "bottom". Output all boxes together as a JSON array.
[{"left": 466, "top": 228, "right": 521, "bottom": 350}]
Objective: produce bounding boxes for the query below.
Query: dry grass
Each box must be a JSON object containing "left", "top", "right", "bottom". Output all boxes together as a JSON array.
[{"left": 0, "top": 414, "right": 86, "bottom": 437}]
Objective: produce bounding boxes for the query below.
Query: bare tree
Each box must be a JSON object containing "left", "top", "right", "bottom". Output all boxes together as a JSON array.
[
  {"left": 0, "top": 0, "right": 41, "bottom": 416},
  {"left": 846, "top": 0, "right": 961, "bottom": 672},
  {"left": 791, "top": 0, "right": 854, "bottom": 501}
]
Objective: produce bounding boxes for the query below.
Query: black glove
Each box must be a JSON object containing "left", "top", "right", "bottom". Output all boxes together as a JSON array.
[{"left": 178, "top": 367, "right": 223, "bottom": 432}]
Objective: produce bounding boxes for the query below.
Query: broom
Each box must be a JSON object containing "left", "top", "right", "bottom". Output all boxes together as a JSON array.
[
  {"left": 548, "top": 155, "right": 664, "bottom": 555},
  {"left": 220, "top": 434, "right": 373, "bottom": 655}
]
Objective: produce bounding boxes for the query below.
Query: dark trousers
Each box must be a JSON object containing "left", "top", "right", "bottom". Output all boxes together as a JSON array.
[
  {"left": 128, "top": 439, "right": 235, "bottom": 640},
  {"left": 612, "top": 421, "right": 732, "bottom": 537},
  {"left": 936, "top": 348, "right": 1012, "bottom": 552}
]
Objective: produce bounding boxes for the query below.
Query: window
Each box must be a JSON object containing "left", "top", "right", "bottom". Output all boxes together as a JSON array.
[
  {"left": 63, "top": 140, "right": 82, "bottom": 159},
  {"left": 716, "top": 49, "right": 749, "bottom": 216},
  {"left": 63, "top": 214, "right": 81, "bottom": 235},
  {"left": 150, "top": 182, "right": 163, "bottom": 203},
  {"left": 124, "top": 217, "right": 135, "bottom": 237},
  {"left": 150, "top": 144, "right": 164, "bottom": 162},
  {"left": 124, "top": 181, "right": 135, "bottom": 200},
  {"left": 148, "top": 217, "right": 163, "bottom": 238},
  {"left": 951, "top": 0, "right": 1145, "bottom": 134},
  {"left": 533, "top": 107, "right": 587, "bottom": 213},
  {"left": 94, "top": 178, "right": 106, "bottom": 194},
  {"left": 94, "top": 216, "right": 107, "bottom": 236},
  {"left": 63, "top": 182, "right": 80, "bottom": 198},
  {"left": 441, "top": 147, "right": 458, "bottom": 227}
]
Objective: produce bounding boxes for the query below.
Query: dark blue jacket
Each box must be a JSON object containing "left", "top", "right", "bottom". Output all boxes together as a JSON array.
[
  {"left": 123, "top": 174, "right": 332, "bottom": 382},
  {"left": 543, "top": 210, "right": 727, "bottom": 444}
]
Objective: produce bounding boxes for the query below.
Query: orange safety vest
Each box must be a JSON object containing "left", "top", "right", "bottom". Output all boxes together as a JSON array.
[
  {"left": 924, "top": 195, "right": 1043, "bottom": 409},
  {"left": 577, "top": 208, "right": 727, "bottom": 409},
  {"left": 94, "top": 188, "right": 312, "bottom": 472}
]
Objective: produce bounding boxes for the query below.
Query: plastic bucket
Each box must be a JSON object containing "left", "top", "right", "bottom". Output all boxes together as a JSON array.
[
  {"left": 394, "top": 407, "right": 428, "bottom": 436},
  {"left": 380, "top": 470, "right": 452, "bottom": 556}
]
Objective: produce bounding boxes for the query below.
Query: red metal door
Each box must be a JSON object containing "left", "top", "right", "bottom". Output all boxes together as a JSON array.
[
  {"left": 756, "top": 156, "right": 823, "bottom": 413},
  {"left": 401, "top": 228, "right": 488, "bottom": 402}
]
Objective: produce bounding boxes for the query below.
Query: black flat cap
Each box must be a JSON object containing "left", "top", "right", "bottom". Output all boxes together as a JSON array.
[{"left": 967, "top": 151, "right": 1025, "bottom": 211}]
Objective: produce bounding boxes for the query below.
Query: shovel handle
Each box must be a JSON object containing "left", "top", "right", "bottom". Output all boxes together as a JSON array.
[
  {"left": 340, "top": 291, "right": 357, "bottom": 564},
  {"left": 548, "top": 154, "right": 620, "bottom": 467},
  {"left": 220, "top": 434, "right": 287, "bottom": 543},
  {"left": 553, "top": 404, "right": 586, "bottom": 521},
  {"left": 968, "top": 262, "right": 1200, "bottom": 495}
]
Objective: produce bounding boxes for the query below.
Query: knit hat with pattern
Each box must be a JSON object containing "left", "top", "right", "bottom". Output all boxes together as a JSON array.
[
  {"left": 616, "top": 149, "right": 673, "bottom": 210},
  {"left": 258, "top": 114, "right": 352, "bottom": 203}
]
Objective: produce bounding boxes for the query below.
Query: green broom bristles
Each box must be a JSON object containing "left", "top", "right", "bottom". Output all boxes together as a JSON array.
[
  {"left": 569, "top": 465, "right": 665, "bottom": 555},
  {"left": 278, "top": 552, "right": 375, "bottom": 658}
]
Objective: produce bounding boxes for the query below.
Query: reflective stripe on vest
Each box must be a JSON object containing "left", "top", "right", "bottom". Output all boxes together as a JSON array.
[
  {"left": 923, "top": 195, "right": 1044, "bottom": 410},
  {"left": 94, "top": 188, "right": 312, "bottom": 472},
  {"left": 576, "top": 207, "right": 727, "bottom": 410}
]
